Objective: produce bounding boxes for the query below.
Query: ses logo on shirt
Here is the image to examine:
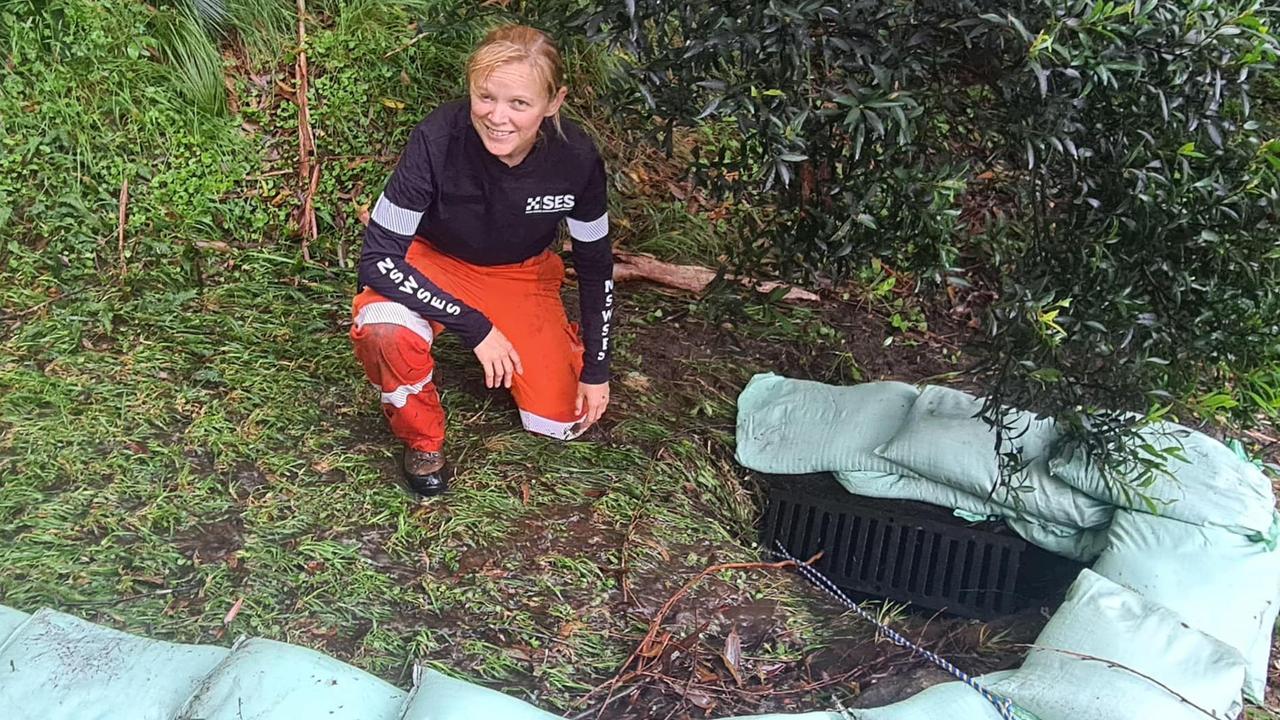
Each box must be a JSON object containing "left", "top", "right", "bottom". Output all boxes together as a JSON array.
[{"left": 525, "top": 194, "right": 575, "bottom": 214}]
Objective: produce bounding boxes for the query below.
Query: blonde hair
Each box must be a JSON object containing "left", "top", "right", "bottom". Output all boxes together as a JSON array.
[{"left": 466, "top": 25, "right": 566, "bottom": 137}]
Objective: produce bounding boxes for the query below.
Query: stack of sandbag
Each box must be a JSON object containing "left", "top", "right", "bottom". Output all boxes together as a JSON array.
[
  {"left": 1092, "top": 510, "right": 1280, "bottom": 704},
  {"left": 850, "top": 570, "right": 1254, "bottom": 720},
  {"left": 736, "top": 373, "right": 1280, "bottom": 717},
  {"left": 736, "top": 375, "right": 1114, "bottom": 561},
  {"left": 994, "top": 568, "right": 1250, "bottom": 720}
]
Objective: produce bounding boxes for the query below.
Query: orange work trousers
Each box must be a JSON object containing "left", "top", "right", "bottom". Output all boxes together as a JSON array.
[{"left": 350, "top": 240, "right": 586, "bottom": 452}]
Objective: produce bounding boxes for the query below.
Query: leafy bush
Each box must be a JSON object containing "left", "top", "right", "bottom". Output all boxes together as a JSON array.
[{"left": 557, "top": 1, "right": 1280, "bottom": 448}]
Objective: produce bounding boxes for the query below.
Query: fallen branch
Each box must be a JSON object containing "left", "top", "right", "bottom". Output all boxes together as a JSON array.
[
  {"left": 295, "top": 0, "right": 317, "bottom": 251},
  {"left": 1243, "top": 428, "right": 1278, "bottom": 448},
  {"left": 116, "top": 178, "right": 129, "bottom": 277},
  {"left": 612, "top": 251, "right": 820, "bottom": 303}
]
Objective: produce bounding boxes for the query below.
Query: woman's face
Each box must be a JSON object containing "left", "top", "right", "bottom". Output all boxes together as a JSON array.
[{"left": 469, "top": 62, "right": 565, "bottom": 167}]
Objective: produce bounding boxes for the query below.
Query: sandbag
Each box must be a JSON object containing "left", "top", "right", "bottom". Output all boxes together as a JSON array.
[
  {"left": 835, "top": 471, "right": 1109, "bottom": 563},
  {"left": 847, "top": 671, "right": 1021, "bottom": 719},
  {"left": 0, "top": 605, "right": 30, "bottom": 647},
  {"left": 1093, "top": 510, "right": 1280, "bottom": 703},
  {"left": 1050, "top": 421, "right": 1274, "bottom": 535},
  {"left": 0, "top": 608, "right": 229, "bottom": 720},
  {"left": 398, "top": 666, "right": 560, "bottom": 720},
  {"left": 717, "top": 714, "right": 845, "bottom": 719},
  {"left": 991, "top": 570, "right": 1247, "bottom": 720},
  {"left": 736, "top": 374, "right": 921, "bottom": 476},
  {"left": 175, "top": 637, "right": 405, "bottom": 720},
  {"left": 874, "top": 386, "right": 1112, "bottom": 530}
]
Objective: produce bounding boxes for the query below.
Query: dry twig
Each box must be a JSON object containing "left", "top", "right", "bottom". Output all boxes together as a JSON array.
[
  {"left": 295, "top": 0, "right": 317, "bottom": 253},
  {"left": 580, "top": 558, "right": 799, "bottom": 718},
  {"left": 116, "top": 179, "right": 129, "bottom": 277}
]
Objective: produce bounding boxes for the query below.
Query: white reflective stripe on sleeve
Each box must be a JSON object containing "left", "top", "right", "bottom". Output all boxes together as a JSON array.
[
  {"left": 371, "top": 194, "right": 424, "bottom": 236},
  {"left": 519, "top": 409, "right": 587, "bottom": 441},
  {"left": 355, "top": 301, "right": 433, "bottom": 345},
  {"left": 377, "top": 372, "right": 434, "bottom": 408},
  {"left": 566, "top": 212, "right": 609, "bottom": 242}
]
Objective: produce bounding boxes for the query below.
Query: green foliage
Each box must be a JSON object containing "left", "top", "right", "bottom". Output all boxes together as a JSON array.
[
  {"left": 152, "top": 3, "right": 229, "bottom": 112},
  {"left": 558, "top": 0, "right": 1280, "bottom": 461},
  {"left": 967, "top": 1, "right": 1280, "bottom": 452},
  {"left": 564, "top": 0, "right": 978, "bottom": 283},
  {"left": 0, "top": 0, "right": 248, "bottom": 286}
]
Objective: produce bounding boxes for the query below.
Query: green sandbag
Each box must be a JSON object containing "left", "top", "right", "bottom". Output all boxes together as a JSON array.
[
  {"left": 848, "top": 671, "right": 1022, "bottom": 719},
  {"left": 736, "top": 374, "right": 921, "bottom": 475},
  {"left": 175, "top": 637, "right": 405, "bottom": 720},
  {"left": 1093, "top": 510, "right": 1280, "bottom": 703},
  {"left": 398, "top": 667, "right": 560, "bottom": 720},
  {"left": 0, "top": 605, "right": 29, "bottom": 647},
  {"left": 874, "top": 386, "right": 1112, "bottom": 530},
  {"left": 1050, "top": 421, "right": 1275, "bottom": 535},
  {"left": 835, "top": 472, "right": 1109, "bottom": 563},
  {"left": 0, "top": 608, "right": 229, "bottom": 720},
  {"left": 991, "top": 570, "right": 1247, "bottom": 720},
  {"left": 716, "top": 714, "right": 845, "bottom": 719}
]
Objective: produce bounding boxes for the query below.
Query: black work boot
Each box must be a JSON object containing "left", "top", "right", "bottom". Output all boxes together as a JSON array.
[{"left": 402, "top": 448, "right": 450, "bottom": 498}]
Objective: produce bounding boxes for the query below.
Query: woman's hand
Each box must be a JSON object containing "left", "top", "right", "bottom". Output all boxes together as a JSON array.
[
  {"left": 575, "top": 381, "right": 610, "bottom": 431},
  {"left": 473, "top": 327, "right": 523, "bottom": 388}
]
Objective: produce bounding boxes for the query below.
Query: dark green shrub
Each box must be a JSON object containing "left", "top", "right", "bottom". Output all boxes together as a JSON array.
[{"left": 556, "top": 1, "right": 1280, "bottom": 461}]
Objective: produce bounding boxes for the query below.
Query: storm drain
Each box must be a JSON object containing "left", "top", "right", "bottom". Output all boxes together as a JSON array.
[{"left": 760, "top": 473, "right": 1077, "bottom": 620}]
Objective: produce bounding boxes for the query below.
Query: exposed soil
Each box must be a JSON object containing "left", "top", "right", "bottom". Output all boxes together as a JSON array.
[
  {"left": 172, "top": 514, "right": 245, "bottom": 566},
  {"left": 621, "top": 288, "right": 974, "bottom": 394}
]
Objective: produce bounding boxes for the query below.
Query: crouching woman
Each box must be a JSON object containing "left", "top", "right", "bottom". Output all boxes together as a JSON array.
[{"left": 350, "top": 25, "right": 614, "bottom": 498}]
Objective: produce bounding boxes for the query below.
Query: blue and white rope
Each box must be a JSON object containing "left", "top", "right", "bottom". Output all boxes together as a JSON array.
[{"left": 772, "top": 540, "right": 1028, "bottom": 720}]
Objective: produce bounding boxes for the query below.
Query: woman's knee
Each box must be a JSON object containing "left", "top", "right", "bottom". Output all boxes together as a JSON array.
[{"left": 352, "top": 323, "right": 433, "bottom": 384}]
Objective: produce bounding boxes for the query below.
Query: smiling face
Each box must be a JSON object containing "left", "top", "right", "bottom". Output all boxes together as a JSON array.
[{"left": 469, "top": 61, "right": 566, "bottom": 168}]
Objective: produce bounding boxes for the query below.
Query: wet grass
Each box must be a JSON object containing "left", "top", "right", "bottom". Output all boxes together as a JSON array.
[{"left": 0, "top": 255, "right": 966, "bottom": 713}]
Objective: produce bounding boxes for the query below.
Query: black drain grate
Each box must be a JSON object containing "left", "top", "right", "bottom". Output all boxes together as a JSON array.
[{"left": 761, "top": 473, "right": 1076, "bottom": 619}]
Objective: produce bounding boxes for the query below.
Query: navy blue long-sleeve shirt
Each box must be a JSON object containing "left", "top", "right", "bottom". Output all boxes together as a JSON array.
[{"left": 358, "top": 101, "right": 615, "bottom": 384}]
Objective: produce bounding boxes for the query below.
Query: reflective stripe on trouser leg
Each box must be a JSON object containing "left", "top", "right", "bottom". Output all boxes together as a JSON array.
[
  {"left": 350, "top": 290, "right": 445, "bottom": 452},
  {"left": 404, "top": 242, "right": 588, "bottom": 440}
]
